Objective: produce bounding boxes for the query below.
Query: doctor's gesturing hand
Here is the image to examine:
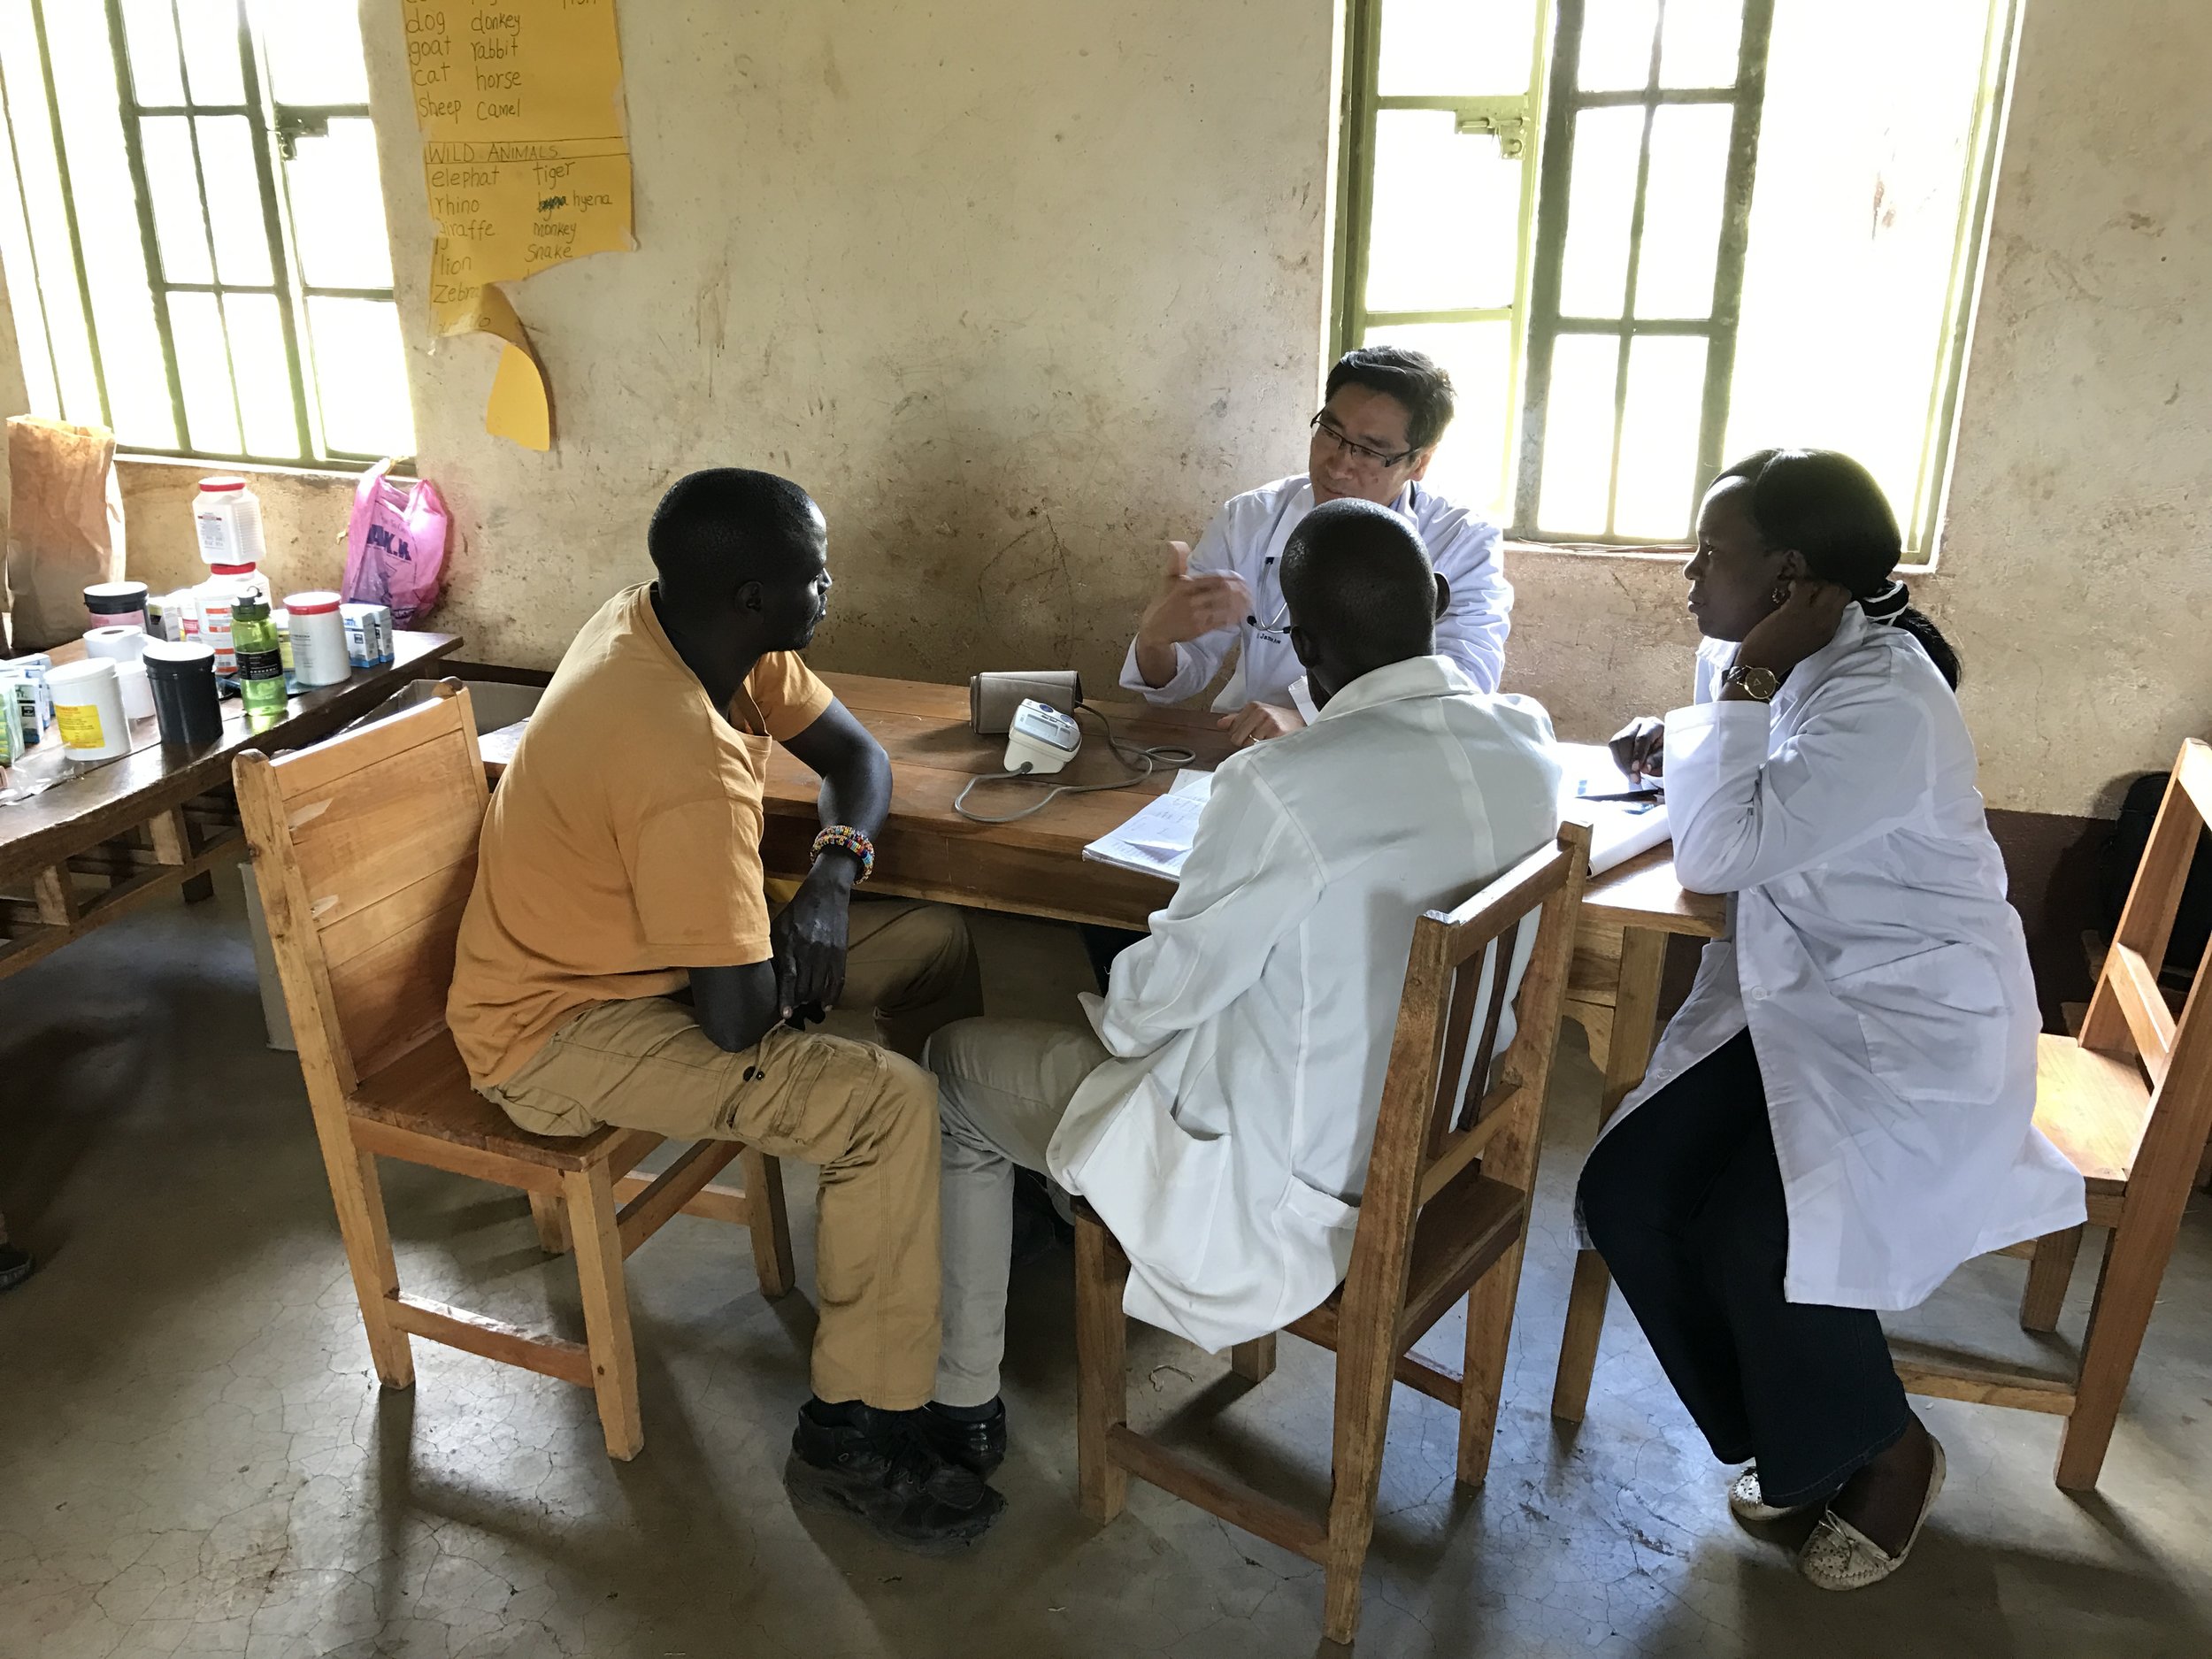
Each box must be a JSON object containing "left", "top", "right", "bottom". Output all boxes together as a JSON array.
[{"left": 1133, "top": 541, "right": 1253, "bottom": 689}]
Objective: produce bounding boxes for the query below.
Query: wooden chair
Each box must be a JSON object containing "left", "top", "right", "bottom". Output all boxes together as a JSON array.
[
  {"left": 1893, "top": 739, "right": 2212, "bottom": 1489},
  {"left": 234, "top": 680, "right": 795, "bottom": 1461},
  {"left": 1074, "top": 822, "right": 1590, "bottom": 1646}
]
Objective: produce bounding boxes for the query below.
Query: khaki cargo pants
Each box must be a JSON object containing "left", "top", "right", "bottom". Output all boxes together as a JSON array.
[{"left": 485, "top": 899, "right": 981, "bottom": 1410}]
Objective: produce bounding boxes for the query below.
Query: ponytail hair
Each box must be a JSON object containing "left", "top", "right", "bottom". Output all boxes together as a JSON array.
[{"left": 1715, "top": 449, "right": 1961, "bottom": 689}]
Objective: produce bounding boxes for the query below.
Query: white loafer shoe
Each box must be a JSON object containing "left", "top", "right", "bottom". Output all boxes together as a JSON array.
[
  {"left": 1728, "top": 1465, "right": 1809, "bottom": 1524},
  {"left": 1798, "top": 1436, "right": 1947, "bottom": 1592}
]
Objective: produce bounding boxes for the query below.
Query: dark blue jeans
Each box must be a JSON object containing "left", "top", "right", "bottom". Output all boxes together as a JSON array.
[{"left": 1578, "top": 1030, "right": 1910, "bottom": 1507}]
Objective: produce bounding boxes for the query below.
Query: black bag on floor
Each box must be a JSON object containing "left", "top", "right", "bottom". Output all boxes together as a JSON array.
[{"left": 2101, "top": 772, "right": 2212, "bottom": 977}]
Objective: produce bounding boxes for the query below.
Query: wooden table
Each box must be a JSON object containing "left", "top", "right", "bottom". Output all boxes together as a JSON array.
[
  {"left": 1551, "top": 840, "right": 1727, "bottom": 1419},
  {"left": 482, "top": 671, "right": 1726, "bottom": 1409},
  {"left": 0, "top": 629, "right": 461, "bottom": 980}
]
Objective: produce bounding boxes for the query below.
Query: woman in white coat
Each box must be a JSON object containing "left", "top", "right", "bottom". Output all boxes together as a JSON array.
[{"left": 1578, "top": 449, "right": 2083, "bottom": 1592}]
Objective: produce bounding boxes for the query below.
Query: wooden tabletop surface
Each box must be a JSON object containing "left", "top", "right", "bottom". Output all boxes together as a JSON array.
[
  {"left": 481, "top": 670, "right": 1727, "bottom": 938},
  {"left": 1, "top": 631, "right": 462, "bottom": 885}
]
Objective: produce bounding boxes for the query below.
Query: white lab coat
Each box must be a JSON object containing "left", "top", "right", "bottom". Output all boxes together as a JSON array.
[
  {"left": 1048, "top": 656, "right": 1561, "bottom": 1350},
  {"left": 1601, "top": 609, "right": 2085, "bottom": 1310},
  {"left": 1118, "top": 475, "right": 1514, "bottom": 710}
]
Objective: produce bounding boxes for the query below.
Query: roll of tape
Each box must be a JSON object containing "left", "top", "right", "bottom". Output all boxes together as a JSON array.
[{"left": 86, "top": 624, "right": 150, "bottom": 662}]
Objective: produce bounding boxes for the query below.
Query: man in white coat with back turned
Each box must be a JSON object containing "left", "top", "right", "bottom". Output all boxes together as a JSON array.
[{"left": 908, "top": 498, "right": 1560, "bottom": 1479}]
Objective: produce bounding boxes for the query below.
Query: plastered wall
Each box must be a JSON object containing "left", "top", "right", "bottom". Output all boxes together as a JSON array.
[{"left": 102, "top": 0, "right": 2212, "bottom": 818}]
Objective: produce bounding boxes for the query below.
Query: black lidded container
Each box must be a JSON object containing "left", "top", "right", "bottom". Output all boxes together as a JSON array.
[{"left": 142, "top": 641, "right": 223, "bottom": 745}]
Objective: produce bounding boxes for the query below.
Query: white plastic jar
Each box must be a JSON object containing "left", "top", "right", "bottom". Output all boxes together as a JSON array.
[
  {"left": 196, "top": 560, "right": 270, "bottom": 680},
  {"left": 283, "top": 592, "right": 351, "bottom": 688},
  {"left": 47, "top": 657, "right": 132, "bottom": 760},
  {"left": 193, "top": 476, "right": 267, "bottom": 567}
]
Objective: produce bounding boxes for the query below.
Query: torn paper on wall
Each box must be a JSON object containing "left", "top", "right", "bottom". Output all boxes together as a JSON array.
[{"left": 402, "top": 0, "right": 636, "bottom": 449}]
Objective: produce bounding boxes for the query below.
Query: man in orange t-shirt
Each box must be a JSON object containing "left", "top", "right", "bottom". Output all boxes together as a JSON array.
[{"left": 448, "top": 469, "right": 997, "bottom": 1550}]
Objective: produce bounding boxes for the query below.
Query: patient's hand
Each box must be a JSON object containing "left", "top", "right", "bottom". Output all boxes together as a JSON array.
[
  {"left": 1220, "top": 701, "right": 1304, "bottom": 749},
  {"left": 772, "top": 867, "right": 852, "bottom": 1019}
]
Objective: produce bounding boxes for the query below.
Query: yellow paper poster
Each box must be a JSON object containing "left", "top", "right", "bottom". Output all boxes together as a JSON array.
[{"left": 401, "top": 1, "right": 635, "bottom": 449}]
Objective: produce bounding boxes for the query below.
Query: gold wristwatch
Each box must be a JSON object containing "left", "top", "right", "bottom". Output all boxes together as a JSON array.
[{"left": 1722, "top": 664, "right": 1781, "bottom": 702}]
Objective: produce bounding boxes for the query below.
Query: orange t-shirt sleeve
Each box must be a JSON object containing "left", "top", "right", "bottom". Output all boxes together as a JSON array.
[
  {"left": 627, "top": 799, "right": 773, "bottom": 964},
  {"left": 749, "top": 652, "right": 836, "bottom": 742}
]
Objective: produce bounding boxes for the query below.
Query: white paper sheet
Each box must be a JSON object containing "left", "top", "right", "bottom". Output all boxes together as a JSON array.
[
  {"left": 1084, "top": 771, "right": 1211, "bottom": 880},
  {"left": 1554, "top": 741, "right": 1671, "bottom": 876}
]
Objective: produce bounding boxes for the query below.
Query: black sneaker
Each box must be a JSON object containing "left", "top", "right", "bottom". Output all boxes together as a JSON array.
[
  {"left": 919, "top": 1398, "right": 1008, "bottom": 1479},
  {"left": 787, "top": 1402, "right": 1004, "bottom": 1554}
]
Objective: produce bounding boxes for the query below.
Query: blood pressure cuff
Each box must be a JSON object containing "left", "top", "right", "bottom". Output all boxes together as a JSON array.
[{"left": 970, "top": 670, "right": 1082, "bottom": 735}]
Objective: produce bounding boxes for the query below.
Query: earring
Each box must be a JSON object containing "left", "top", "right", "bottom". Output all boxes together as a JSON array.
[{"left": 1770, "top": 583, "right": 1791, "bottom": 605}]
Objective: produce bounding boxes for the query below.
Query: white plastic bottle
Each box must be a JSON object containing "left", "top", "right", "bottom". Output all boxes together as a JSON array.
[
  {"left": 196, "top": 560, "right": 271, "bottom": 681},
  {"left": 193, "top": 477, "right": 267, "bottom": 566}
]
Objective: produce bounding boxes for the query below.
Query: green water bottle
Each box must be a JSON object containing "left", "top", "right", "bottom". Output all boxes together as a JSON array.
[{"left": 232, "top": 596, "right": 288, "bottom": 727}]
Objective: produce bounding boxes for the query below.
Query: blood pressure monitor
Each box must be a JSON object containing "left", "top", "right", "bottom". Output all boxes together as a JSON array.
[{"left": 1002, "top": 698, "right": 1081, "bottom": 777}]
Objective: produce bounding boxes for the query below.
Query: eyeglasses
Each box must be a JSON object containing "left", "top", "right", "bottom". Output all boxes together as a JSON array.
[{"left": 1309, "top": 411, "right": 1418, "bottom": 470}]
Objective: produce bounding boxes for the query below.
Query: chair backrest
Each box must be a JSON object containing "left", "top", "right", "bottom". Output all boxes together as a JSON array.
[
  {"left": 234, "top": 682, "right": 488, "bottom": 1105},
  {"left": 2081, "top": 739, "right": 2212, "bottom": 1179},
  {"left": 1338, "top": 818, "right": 1592, "bottom": 1338}
]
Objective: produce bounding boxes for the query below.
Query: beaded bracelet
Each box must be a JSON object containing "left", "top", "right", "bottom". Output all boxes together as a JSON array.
[{"left": 811, "top": 824, "right": 876, "bottom": 880}]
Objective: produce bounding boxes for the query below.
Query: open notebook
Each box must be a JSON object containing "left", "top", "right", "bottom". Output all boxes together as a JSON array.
[
  {"left": 1555, "top": 741, "right": 1671, "bottom": 876},
  {"left": 1079, "top": 743, "right": 1666, "bottom": 887},
  {"left": 1080, "top": 769, "right": 1213, "bottom": 881}
]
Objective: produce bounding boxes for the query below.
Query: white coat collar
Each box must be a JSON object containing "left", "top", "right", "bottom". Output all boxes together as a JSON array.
[
  {"left": 1312, "top": 654, "right": 1475, "bottom": 724},
  {"left": 1774, "top": 603, "right": 1875, "bottom": 711},
  {"left": 1288, "top": 476, "right": 1420, "bottom": 521}
]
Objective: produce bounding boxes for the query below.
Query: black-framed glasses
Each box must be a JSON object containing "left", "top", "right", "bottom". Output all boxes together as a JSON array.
[{"left": 1309, "top": 411, "right": 1418, "bottom": 470}]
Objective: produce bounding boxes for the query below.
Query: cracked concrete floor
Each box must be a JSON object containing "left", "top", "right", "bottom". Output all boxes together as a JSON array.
[{"left": 4, "top": 879, "right": 2210, "bottom": 1658}]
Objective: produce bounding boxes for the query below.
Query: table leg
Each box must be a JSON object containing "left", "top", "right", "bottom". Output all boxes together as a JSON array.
[{"left": 1551, "top": 925, "right": 1669, "bottom": 1423}]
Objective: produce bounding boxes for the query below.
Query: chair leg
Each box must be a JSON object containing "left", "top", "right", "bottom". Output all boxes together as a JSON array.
[
  {"left": 527, "top": 1190, "right": 570, "bottom": 1255},
  {"left": 2058, "top": 1213, "right": 2181, "bottom": 1491},
  {"left": 563, "top": 1164, "right": 644, "bottom": 1461},
  {"left": 1550, "top": 1249, "right": 1611, "bottom": 1422},
  {"left": 1229, "top": 1333, "right": 1277, "bottom": 1384},
  {"left": 1321, "top": 1344, "right": 1397, "bottom": 1645},
  {"left": 1456, "top": 1235, "right": 1532, "bottom": 1487},
  {"left": 741, "top": 1147, "right": 795, "bottom": 1299},
  {"left": 318, "top": 1125, "right": 412, "bottom": 1387},
  {"left": 1074, "top": 1212, "right": 1130, "bottom": 1523},
  {"left": 2019, "top": 1225, "right": 2083, "bottom": 1333}
]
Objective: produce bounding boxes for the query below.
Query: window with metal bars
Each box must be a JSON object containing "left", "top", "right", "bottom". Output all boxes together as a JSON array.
[
  {"left": 0, "top": 0, "right": 413, "bottom": 467},
  {"left": 1335, "top": 0, "right": 2018, "bottom": 556}
]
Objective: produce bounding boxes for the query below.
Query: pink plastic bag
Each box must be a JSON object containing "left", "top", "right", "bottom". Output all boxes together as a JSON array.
[{"left": 341, "top": 459, "right": 450, "bottom": 627}]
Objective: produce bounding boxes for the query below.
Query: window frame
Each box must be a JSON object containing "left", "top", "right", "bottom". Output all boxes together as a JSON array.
[
  {"left": 1333, "top": 0, "right": 2023, "bottom": 560},
  {"left": 0, "top": 0, "right": 401, "bottom": 469},
  {"left": 1329, "top": 0, "right": 1555, "bottom": 518},
  {"left": 1513, "top": 0, "right": 1773, "bottom": 546}
]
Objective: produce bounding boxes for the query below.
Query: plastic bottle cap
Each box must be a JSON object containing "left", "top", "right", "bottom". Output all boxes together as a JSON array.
[
  {"left": 198, "top": 477, "right": 247, "bottom": 493},
  {"left": 285, "top": 591, "right": 341, "bottom": 614},
  {"left": 208, "top": 563, "right": 257, "bottom": 576}
]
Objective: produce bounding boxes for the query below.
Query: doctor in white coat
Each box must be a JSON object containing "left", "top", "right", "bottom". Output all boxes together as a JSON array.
[
  {"left": 1579, "top": 449, "right": 2083, "bottom": 1594},
  {"left": 1120, "top": 345, "right": 1513, "bottom": 745},
  {"left": 909, "top": 499, "right": 1559, "bottom": 1481}
]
